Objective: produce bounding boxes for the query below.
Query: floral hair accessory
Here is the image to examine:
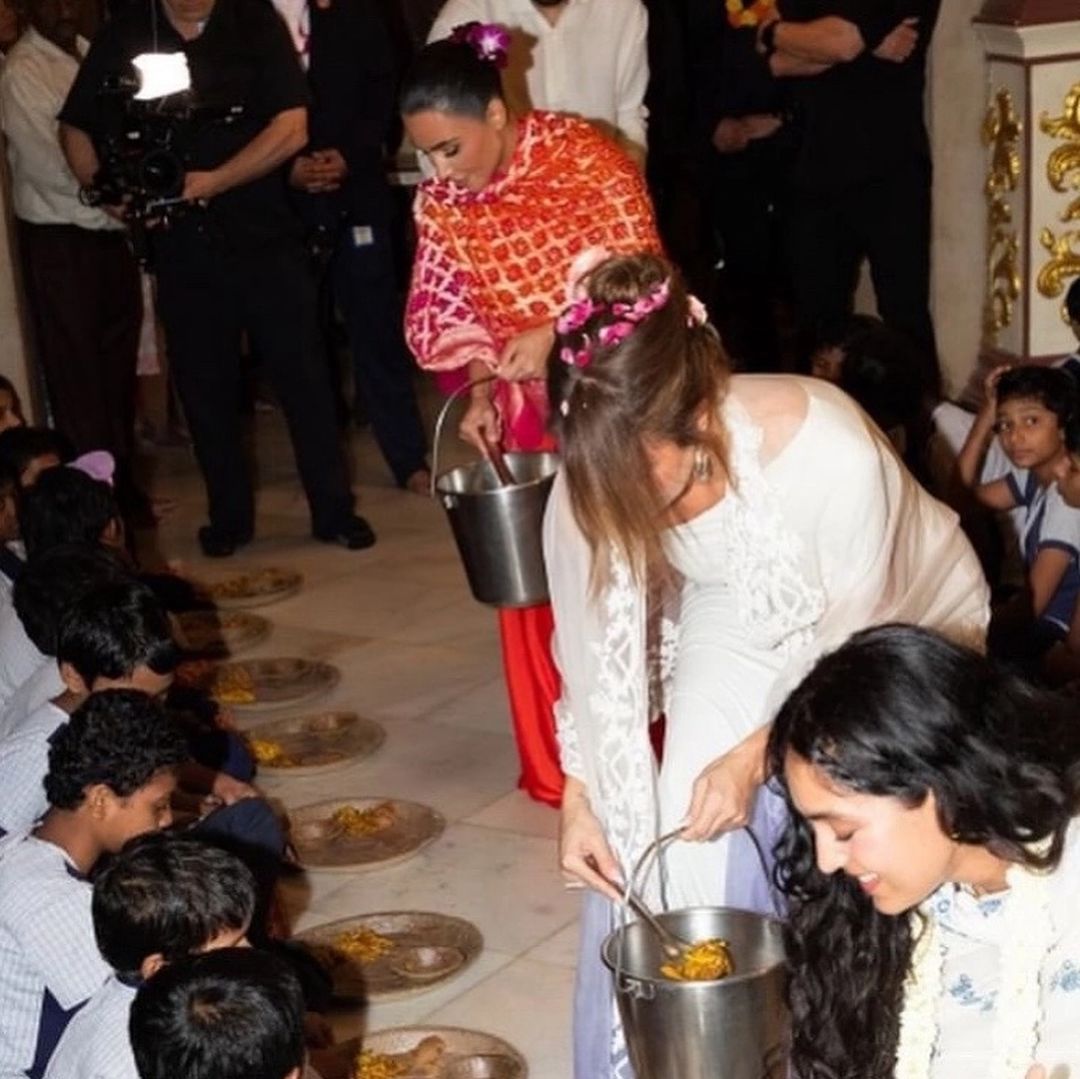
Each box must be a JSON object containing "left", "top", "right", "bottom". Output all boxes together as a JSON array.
[
  {"left": 556, "top": 297, "right": 602, "bottom": 337},
  {"left": 450, "top": 21, "right": 511, "bottom": 68},
  {"left": 67, "top": 450, "right": 116, "bottom": 487}
]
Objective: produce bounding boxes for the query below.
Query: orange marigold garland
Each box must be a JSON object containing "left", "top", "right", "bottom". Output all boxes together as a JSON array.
[{"left": 726, "top": 0, "right": 776, "bottom": 29}]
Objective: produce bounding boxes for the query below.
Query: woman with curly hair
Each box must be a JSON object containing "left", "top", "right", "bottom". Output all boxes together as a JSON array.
[{"left": 770, "top": 624, "right": 1080, "bottom": 1079}]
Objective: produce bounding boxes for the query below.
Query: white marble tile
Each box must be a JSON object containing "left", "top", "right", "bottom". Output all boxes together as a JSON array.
[
  {"left": 521, "top": 920, "right": 580, "bottom": 970},
  {"left": 416, "top": 676, "right": 513, "bottom": 737},
  {"left": 424, "top": 958, "right": 575, "bottom": 1079},
  {"left": 323, "top": 949, "right": 519, "bottom": 1042},
  {"left": 289, "top": 824, "right": 574, "bottom": 957},
  {"left": 256, "top": 717, "right": 521, "bottom": 823},
  {"left": 464, "top": 791, "right": 560, "bottom": 841}
]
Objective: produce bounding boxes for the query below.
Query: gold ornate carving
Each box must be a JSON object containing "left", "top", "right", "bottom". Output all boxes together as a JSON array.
[
  {"left": 1037, "top": 82, "right": 1080, "bottom": 308},
  {"left": 982, "top": 89, "right": 1022, "bottom": 341}
]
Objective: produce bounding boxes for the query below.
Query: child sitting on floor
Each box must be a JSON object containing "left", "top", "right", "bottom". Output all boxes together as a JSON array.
[
  {"left": 130, "top": 948, "right": 309, "bottom": 1079},
  {"left": 19, "top": 466, "right": 124, "bottom": 558},
  {"left": 0, "top": 577, "right": 178, "bottom": 834},
  {"left": 44, "top": 832, "right": 255, "bottom": 1079},
  {"left": 0, "top": 426, "right": 67, "bottom": 489},
  {"left": 0, "top": 691, "right": 188, "bottom": 1078},
  {"left": 0, "top": 544, "right": 128, "bottom": 728},
  {"left": 959, "top": 364, "right": 1080, "bottom": 659}
]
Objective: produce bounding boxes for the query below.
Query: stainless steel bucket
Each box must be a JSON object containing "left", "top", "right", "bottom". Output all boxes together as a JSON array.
[
  {"left": 431, "top": 379, "right": 560, "bottom": 608},
  {"left": 601, "top": 906, "right": 788, "bottom": 1079}
]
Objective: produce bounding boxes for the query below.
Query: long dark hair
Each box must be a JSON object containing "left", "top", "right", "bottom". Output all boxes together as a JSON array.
[{"left": 768, "top": 624, "right": 1080, "bottom": 1079}]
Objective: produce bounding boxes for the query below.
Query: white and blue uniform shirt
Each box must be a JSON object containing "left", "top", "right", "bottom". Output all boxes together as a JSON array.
[
  {"left": 0, "top": 701, "right": 67, "bottom": 838},
  {"left": 0, "top": 834, "right": 109, "bottom": 1078},
  {"left": 1006, "top": 465, "right": 1080, "bottom": 635},
  {"left": 43, "top": 975, "right": 138, "bottom": 1079}
]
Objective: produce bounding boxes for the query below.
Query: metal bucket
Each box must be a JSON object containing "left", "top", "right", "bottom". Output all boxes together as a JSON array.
[
  {"left": 602, "top": 906, "right": 788, "bottom": 1079},
  {"left": 431, "top": 379, "right": 560, "bottom": 608}
]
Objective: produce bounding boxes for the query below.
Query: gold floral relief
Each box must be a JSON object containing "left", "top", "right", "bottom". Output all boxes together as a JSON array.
[
  {"left": 982, "top": 89, "right": 1022, "bottom": 342},
  {"left": 1037, "top": 83, "right": 1080, "bottom": 308}
]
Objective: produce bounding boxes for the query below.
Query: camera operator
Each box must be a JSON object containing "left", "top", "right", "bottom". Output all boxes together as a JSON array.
[
  {"left": 281, "top": 0, "right": 430, "bottom": 496},
  {"left": 0, "top": 0, "right": 145, "bottom": 518},
  {"left": 58, "top": 0, "right": 376, "bottom": 557}
]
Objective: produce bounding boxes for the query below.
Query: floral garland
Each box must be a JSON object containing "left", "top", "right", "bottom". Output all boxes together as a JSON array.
[
  {"left": 725, "top": 0, "right": 776, "bottom": 30},
  {"left": 895, "top": 861, "right": 1053, "bottom": 1079}
]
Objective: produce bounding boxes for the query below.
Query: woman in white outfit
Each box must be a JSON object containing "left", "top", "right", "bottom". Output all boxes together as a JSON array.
[{"left": 541, "top": 253, "right": 990, "bottom": 1078}]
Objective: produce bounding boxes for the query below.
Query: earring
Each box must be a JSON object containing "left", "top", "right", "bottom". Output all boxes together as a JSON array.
[{"left": 692, "top": 445, "right": 712, "bottom": 482}]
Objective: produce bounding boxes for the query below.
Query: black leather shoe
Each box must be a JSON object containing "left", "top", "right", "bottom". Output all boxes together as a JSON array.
[
  {"left": 197, "top": 525, "right": 253, "bottom": 558},
  {"left": 314, "top": 515, "right": 376, "bottom": 550}
]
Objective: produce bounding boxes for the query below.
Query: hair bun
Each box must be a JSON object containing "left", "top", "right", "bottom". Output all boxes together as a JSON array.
[{"left": 449, "top": 21, "right": 511, "bottom": 68}]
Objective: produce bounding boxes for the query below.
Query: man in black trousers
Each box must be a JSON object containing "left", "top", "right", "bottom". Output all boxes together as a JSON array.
[
  {"left": 761, "top": 0, "right": 942, "bottom": 390},
  {"left": 59, "top": 0, "right": 376, "bottom": 556},
  {"left": 285, "top": 0, "right": 430, "bottom": 495}
]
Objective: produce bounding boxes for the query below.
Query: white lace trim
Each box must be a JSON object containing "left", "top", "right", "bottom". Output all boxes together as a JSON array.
[{"left": 553, "top": 699, "right": 585, "bottom": 780}]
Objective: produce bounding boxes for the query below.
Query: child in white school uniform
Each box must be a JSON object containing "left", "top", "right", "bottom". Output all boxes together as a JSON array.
[
  {"left": 959, "top": 364, "right": 1080, "bottom": 660},
  {"left": 0, "top": 576, "right": 177, "bottom": 835},
  {"left": 44, "top": 832, "right": 255, "bottom": 1079},
  {"left": 0, "top": 692, "right": 188, "bottom": 1079}
]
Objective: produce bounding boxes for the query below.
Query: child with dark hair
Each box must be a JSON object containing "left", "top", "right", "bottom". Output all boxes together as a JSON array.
[
  {"left": 0, "top": 691, "right": 188, "bottom": 1079},
  {"left": 0, "top": 373, "right": 25, "bottom": 433},
  {"left": 959, "top": 364, "right": 1080, "bottom": 656},
  {"left": 0, "top": 577, "right": 178, "bottom": 834},
  {"left": 44, "top": 833, "right": 255, "bottom": 1079},
  {"left": 130, "top": 948, "right": 307, "bottom": 1079},
  {"left": 0, "top": 544, "right": 128, "bottom": 724},
  {"left": 0, "top": 425, "right": 67, "bottom": 489},
  {"left": 18, "top": 466, "right": 124, "bottom": 558}
]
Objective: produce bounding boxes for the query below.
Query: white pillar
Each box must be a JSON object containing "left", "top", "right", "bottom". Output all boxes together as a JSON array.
[{"left": 972, "top": 14, "right": 1080, "bottom": 370}]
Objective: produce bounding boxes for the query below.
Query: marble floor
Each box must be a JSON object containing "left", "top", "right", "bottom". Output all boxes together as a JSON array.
[{"left": 139, "top": 397, "right": 577, "bottom": 1078}]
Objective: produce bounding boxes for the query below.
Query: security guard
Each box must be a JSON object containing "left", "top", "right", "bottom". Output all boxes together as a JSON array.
[{"left": 59, "top": 0, "right": 376, "bottom": 556}]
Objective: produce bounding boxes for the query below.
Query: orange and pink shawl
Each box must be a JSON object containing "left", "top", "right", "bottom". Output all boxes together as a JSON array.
[{"left": 405, "top": 110, "right": 660, "bottom": 450}]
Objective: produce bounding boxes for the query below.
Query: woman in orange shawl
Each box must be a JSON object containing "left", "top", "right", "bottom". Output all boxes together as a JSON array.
[{"left": 402, "top": 24, "right": 660, "bottom": 807}]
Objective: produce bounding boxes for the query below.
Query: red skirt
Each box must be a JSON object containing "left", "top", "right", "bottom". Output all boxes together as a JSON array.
[{"left": 498, "top": 603, "right": 564, "bottom": 807}]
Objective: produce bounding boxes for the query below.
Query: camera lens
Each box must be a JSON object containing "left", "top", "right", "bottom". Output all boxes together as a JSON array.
[{"left": 139, "top": 149, "right": 184, "bottom": 197}]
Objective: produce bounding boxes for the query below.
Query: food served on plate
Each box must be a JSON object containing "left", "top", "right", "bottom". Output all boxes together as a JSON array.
[
  {"left": 331, "top": 801, "right": 397, "bottom": 837},
  {"left": 249, "top": 737, "right": 298, "bottom": 767},
  {"left": 660, "top": 937, "right": 735, "bottom": 982},
  {"left": 328, "top": 924, "right": 397, "bottom": 967},
  {"left": 205, "top": 568, "right": 296, "bottom": 600},
  {"left": 175, "top": 661, "right": 257, "bottom": 704},
  {"left": 355, "top": 1036, "right": 446, "bottom": 1079}
]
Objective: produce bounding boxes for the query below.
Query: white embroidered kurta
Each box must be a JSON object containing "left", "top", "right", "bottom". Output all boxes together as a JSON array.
[
  {"left": 545, "top": 375, "right": 990, "bottom": 899},
  {"left": 928, "top": 819, "right": 1080, "bottom": 1078}
]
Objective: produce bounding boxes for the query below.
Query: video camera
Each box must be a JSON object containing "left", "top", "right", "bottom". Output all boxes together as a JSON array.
[{"left": 79, "top": 67, "right": 243, "bottom": 265}]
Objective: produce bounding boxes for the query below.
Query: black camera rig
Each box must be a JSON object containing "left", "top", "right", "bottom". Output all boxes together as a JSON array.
[{"left": 79, "top": 74, "right": 244, "bottom": 265}]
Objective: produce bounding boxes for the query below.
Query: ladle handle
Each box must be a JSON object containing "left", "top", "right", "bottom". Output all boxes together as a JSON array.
[
  {"left": 485, "top": 439, "right": 516, "bottom": 487},
  {"left": 587, "top": 856, "right": 685, "bottom": 958},
  {"left": 430, "top": 375, "right": 503, "bottom": 497}
]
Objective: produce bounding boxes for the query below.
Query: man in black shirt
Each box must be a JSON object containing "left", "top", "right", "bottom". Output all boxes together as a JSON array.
[
  {"left": 761, "top": 0, "right": 942, "bottom": 388},
  {"left": 58, "top": 0, "right": 376, "bottom": 556},
  {"left": 286, "top": 0, "right": 429, "bottom": 495},
  {"left": 688, "top": 0, "right": 795, "bottom": 372}
]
